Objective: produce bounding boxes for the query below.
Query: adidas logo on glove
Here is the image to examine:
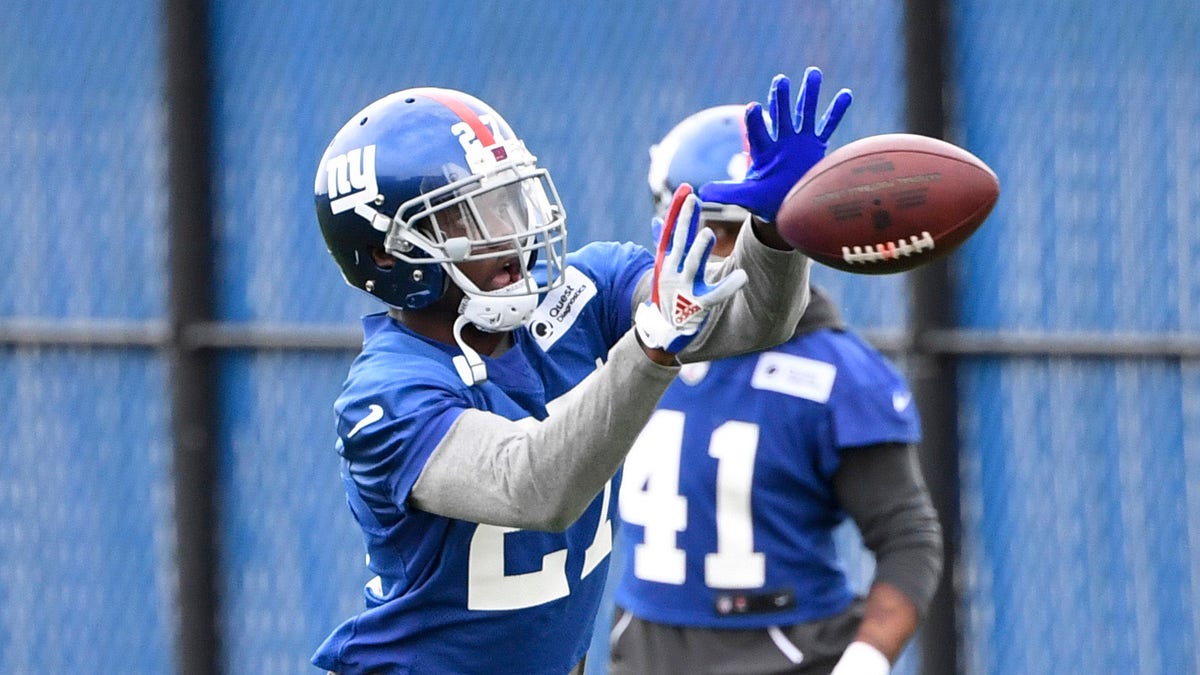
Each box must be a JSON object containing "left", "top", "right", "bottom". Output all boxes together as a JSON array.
[{"left": 673, "top": 294, "right": 702, "bottom": 325}]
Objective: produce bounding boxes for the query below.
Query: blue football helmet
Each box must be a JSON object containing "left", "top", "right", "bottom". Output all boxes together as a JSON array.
[
  {"left": 315, "top": 88, "right": 567, "bottom": 330},
  {"left": 647, "top": 104, "right": 752, "bottom": 226}
]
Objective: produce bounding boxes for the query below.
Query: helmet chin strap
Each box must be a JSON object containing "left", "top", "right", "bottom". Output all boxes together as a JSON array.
[
  {"left": 459, "top": 286, "right": 539, "bottom": 332},
  {"left": 450, "top": 279, "right": 540, "bottom": 386},
  {"left": 451, "top": 314, "right": 489, "bottom": 387}
]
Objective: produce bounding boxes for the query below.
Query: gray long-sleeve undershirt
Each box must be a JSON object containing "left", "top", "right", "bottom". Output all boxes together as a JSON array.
[
  {"left": 410, "top": 225, "right": 810, "bottom": 530},
  {"left": 833, "top": 442, "right": 944, "bottom": 618}
]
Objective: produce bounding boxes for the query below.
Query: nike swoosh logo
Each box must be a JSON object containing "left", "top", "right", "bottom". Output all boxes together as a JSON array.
[
  {"left": 348, "top": 404, "right": 384, "bottom": 438},
  {"left": 892, "top": 391, "right": 912, "bottom": 412}
]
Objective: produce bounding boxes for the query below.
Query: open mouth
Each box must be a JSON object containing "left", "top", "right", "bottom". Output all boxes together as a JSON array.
[{"left": 488, "top": 257, "right": 524, "bottom": 292}]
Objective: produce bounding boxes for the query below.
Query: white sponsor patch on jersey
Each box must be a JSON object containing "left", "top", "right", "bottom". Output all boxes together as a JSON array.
[
  {"left": 528, "top": 266, "right": 596, "bottom": 351},
  {"left": 750, "top": 351, "right": 837, "bottom": 403}
]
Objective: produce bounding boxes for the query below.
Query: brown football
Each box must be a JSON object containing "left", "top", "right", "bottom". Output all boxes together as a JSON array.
[{"left": 776, "top": 133, "right": 999, "bottom": 274}]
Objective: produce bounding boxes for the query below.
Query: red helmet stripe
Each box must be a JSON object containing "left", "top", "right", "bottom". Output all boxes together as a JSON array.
[{"left": 421, "top": 90, "right": 497, "bottom": 146}]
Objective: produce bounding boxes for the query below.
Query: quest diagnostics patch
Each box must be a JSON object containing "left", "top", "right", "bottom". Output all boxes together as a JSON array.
[{"left": 528, "top": 266, "right": 596, "bottom": 351}]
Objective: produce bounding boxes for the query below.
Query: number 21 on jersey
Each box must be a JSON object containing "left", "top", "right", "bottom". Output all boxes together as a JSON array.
[
  {"left": 467, "top": 480, "right": 613, "bottom": 610},
  {"left": 618, "top": 409, "right": 766, "bottom": 589}
]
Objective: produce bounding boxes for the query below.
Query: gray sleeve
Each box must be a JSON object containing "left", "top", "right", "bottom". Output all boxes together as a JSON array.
[
  {"left": 633, "top": 217, "right": 811, "bottom": 363},
  {"left": 409, "top": 329, "right": 678, "bottom": 531},
  {"left": 833, "top": 442, "right": 945, "bottom": 618}
]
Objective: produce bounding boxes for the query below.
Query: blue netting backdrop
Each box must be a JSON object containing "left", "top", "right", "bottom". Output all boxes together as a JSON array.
[
  {"left": 0, "top": 0, "right": 174, "bottom": 672},
  {"left": 3, "top": 0, "right": 1200, "bottom": 673},
  {"left": 0, "top": 0, "right": 166, "bottom": 321},
  {"left": 217, "top": 351, "right": 366, "bottom": 673},
  {"left": 0, "top": 350, "right": 173, "bottom": 673},
  {"left": 953, "top": 1, "right": 1200, "bottom": 673}
]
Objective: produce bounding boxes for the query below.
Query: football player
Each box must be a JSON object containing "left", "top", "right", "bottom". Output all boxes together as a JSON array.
[
  {"left": 310, "top": 70, "right": 852, "bottom": 674},
  {"left": 607, "top": 100, "right": 943, "bottom": 675}
]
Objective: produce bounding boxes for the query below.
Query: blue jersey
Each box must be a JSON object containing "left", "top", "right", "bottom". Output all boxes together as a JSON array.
[
  {"left": 313, "top": 241, "right": 653, "bottom": 675},
  {"left": 613, "top": 327, "right": 920, "bottom": 629}
]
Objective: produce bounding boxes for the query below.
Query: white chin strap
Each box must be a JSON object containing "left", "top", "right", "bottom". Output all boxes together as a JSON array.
[
  {"left": 451, "top": 315, "right": 490, "bottom": 387},
  {"left": 450, "top": 281, "right": 540, "bottom": 386}
]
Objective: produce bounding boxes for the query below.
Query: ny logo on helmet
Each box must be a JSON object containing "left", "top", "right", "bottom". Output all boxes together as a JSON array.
[{"left": 327, "top": 145, "right": 379, "bottom": 215}]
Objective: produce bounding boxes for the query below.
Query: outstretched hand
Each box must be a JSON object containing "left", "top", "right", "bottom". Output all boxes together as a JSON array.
[
  {"left": 699, "top": 67, "right": 852, "bottom": 222},
  {"left": 635, "top": 185, "right": 747, "bottom": 355}
]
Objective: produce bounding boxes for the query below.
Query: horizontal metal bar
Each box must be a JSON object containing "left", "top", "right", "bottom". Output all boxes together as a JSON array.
[
  {"left": 916, "top": 329, "right": 1200, "bottom": 359},
  {"left": 3, "top": 319, "right": 1200, "bottom": 359},
  {"left": 0, "top": 319, "right": 359, "bottom": 351},
  {"left": 181, "top": 322, "right": 361, "bottom": 351},
  {"left": 0, "top": 319, "right": 170, "bottom": 348},
  {"left": 858, "top": 329, "right": 911, "bottom": 355}
]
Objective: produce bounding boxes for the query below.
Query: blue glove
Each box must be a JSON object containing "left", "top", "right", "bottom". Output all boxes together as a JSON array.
[
  {"left": 699, "top": 67, "right": 852, "bottom": 222},
  {"left": 635, "top": 185, "right": 747, "bottom": 353}
]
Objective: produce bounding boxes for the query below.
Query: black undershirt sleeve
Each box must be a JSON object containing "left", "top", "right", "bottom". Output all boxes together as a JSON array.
[{"left": 832, "top": 442, "right": 944, "bottom": 618}]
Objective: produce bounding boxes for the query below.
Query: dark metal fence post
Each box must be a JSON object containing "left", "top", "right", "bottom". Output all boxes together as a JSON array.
[
  {"left": 164, "top": 0, "right": 220, "bottom": 672},
  {"left": 903, "top": 1, "right": 962, "bottom": 674}
]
